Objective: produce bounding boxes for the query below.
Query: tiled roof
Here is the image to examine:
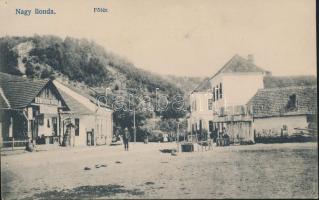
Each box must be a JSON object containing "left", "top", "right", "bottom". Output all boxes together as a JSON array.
[
  {"left": 210, "top": 54, "right": 265, "bottom": 79},
  {"left": 55, "top": 81, "right": 111, "bottom": 109},
  {"left": 0, "top": 72, "right": 50, "bottom": 109},
  {"left": 192, "top": 78, "right": 212, "bottom": 93},
  {"left": 247, "top": 85, "right": 317, "bottom": 118},
  {"left": 263, "top": 75, "right": 317, "bottom": 88},
  {"left": 57, "top": 89, "right": 94, "bottom": 115}
]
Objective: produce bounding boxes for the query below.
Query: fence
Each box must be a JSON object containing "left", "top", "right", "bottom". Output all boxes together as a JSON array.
[{"left": 1, "top": 138, "right": 28, "bottom": 150}]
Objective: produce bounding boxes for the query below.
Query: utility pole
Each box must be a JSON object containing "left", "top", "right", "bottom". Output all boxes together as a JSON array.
[
  {"left": 133, "top": 108, "right": 136, "bottom": 143},
  {"left": 177, "top": 122, "right": 180, "bottom": 142},
  {"left": 155, "top": 88, "right": 159, "bottom": 111}
]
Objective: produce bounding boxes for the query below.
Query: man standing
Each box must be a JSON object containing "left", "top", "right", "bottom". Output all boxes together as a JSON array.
[{"left": 123, "top": 128, "right": 130, "bottom": 151}]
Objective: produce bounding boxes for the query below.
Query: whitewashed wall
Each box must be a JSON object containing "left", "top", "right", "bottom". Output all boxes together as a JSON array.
[
  {"left": 38, "top": 104, "right": 59, "bottom": 137},
  {"left": 71, "top": 112, "right": 113, "bottom": 146},
  {"left": 188, "top": 92, "right": 213, "bottom": 131},
  {"left": 211, "top": 73, "right": 264, "bottom": 109},
  {"left": 253, "top": 115, "right": 308, "bottom": 136}
]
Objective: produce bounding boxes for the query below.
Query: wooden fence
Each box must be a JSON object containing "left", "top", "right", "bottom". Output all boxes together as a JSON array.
[{"left": 1, "top": 138, "right": 28, "bottom": 150}]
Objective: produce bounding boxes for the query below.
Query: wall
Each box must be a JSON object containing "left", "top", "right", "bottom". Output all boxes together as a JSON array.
[
  {"left": 66, "top": 112, "right": 113, "bottom": 146},
  {"left": 189, "top": 72, "right": 264, "bottom": 133},
  {"left": 74, "top": 115, "right": 94, "bottom": 146},
  {"left": 222, "top": 73, "right": 264, "bottom": 107},
  {"left": 188, "top": 92, "right": 213, "bottom": 132},
  {"left": 253, "top": 115, "right": 308, "bottom": 137},
  {"left": 37, "top": 104, "right": 59, "bottom": 137},
  {"left": 53, "top": 80, "right": 113, "bottom": 146},
  {"left": 190, "top": 92, "right": 213, "bottom": 114},
  {"left": 226, "top": 121, "right": 253, "bottom": 142}
]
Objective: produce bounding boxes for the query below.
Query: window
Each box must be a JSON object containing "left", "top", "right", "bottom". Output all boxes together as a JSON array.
[
  {"left": 192, "top": 100, "right": 197, "bottom": 111},
  {"left": 38, "top": 115, "right": 44, "bottom": 125},
  {"left": 212, "top": 87, "right": 215, "bottom": 101},
  {"left": 208, "top": 99, "right": 213, "bottom": 110},
  {"left": 44, "top": 88, "right": 50, "bottom": 99},
  {"left": 47, "top": 119, "right": 50, "bottom": 128},
  {"left": 52, "top": 117, "right": 57, "bottom": 136},
  {"left": 216, "top": 85, "right": 219, "bottom": 100},
  {"left": 287, "top": 94, "right": 298, "bottom": 111},
  {"left": 219, "top": 83, "right": 223, "bottom": 98},
  {"left": 75, "top": 118, "right": 80, "bottom": 136}
]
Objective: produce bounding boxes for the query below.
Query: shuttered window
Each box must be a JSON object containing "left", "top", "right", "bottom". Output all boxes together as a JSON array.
[{"left": 75, "top": 118, "right": 80, "bottom": 136}]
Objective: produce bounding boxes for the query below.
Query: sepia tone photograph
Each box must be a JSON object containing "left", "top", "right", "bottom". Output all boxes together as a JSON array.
[{"left": 0, "top": 0, "right": 317, "bottom": 199}]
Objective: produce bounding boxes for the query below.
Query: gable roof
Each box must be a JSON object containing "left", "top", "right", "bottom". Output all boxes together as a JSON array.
[
  {"left": 247, "top": 85, "right": 317, "bottom": 118},
  {"left": 210, "top": 55, "right": 266, "bottom": 79},
  {"left": 57, "top": 89, "right": 95, "bottom": 114},
  {"left": 0, "top": 72, "right": 51, "bottom": 109},
  {"left": 53, "top": 80, "right": 112, "bottom": 115},
  {"left": 191, "top": 78, "right": 212, "bottom": 93},
  {"left": 61, "top": 82, "right": 111, "bottom": 109},
  {"left": 191, "top": 54, "right": 266, "bottom": 94}
]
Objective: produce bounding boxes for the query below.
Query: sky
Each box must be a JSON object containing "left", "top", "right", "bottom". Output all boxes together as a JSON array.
[{"left": 0, "top": 0, "right": 316, "bottom": 77}]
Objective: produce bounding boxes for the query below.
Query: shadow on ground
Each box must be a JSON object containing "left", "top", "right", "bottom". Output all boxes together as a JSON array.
[
  {"left": 159, "top": 149, "right": 177, "bottom": 153},
  {"left": 22, "top": 184, "right": 145, "bottom": 200}
]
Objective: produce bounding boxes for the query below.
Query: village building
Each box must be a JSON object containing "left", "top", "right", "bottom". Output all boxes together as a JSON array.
[
  {"left": 188, "top": 54, "right": 317, "bottom": 143},
  {"left": 0, "top": 72, "right": 113, "bottom": 147},
  {"left": 247, "top": 85, "right": 317, "bottom": 139},
  {"left": 53, "top": 80, "right": 113, "bottom": 146},
  {"left": 188, "top": 54, "right": 269, "bottom": 142}
]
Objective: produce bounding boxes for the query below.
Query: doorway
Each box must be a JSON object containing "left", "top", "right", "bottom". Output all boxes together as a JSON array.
[{"left": 87, "top": 131, "right": 94, "bottom": 146}]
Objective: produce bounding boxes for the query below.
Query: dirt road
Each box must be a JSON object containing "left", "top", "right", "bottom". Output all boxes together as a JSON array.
[{"left": 1, "top": 142, "right": 318, "bottom": 199}]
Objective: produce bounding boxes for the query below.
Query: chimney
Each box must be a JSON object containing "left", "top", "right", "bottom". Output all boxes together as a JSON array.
[
  {"left": 265, "top": 70, "right": 272, "bottom": 76},
  {"left": 247, "top": 54, "right": 254, "bottom": 64}
]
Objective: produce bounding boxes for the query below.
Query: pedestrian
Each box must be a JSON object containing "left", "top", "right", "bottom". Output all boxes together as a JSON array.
[{"left": 123, "top": 128, "right": 130, "bottom": 151}]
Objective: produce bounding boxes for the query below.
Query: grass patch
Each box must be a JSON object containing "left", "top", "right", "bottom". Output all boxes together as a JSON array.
[{"left": 23, "top": 184, "right": 144, "bottom": 199}]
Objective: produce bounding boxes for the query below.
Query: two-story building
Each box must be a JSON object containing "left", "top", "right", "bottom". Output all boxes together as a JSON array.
[
  {"left": 188, "top": 54, "right": 269, "bottom": 141},
  {"left": 189, "top": 55, "right": 317, "bottom": 143}
]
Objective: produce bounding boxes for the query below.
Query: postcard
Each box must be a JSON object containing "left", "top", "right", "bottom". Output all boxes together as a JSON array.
[{"left": 0, "top": 0, "right": 317, "bottom": 199}]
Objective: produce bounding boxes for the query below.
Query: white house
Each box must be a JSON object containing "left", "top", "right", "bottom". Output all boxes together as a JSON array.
[
  {"left": 188, "top": 55, "right": 317, "bottom": 143},
  {"left": 188, "top": 79, "right": 214, "bottom": 133},
  {"left": 188, "top": 54, "right": 269, "bottom": 141},
  {"left": 53, "top": 80, "right": 113, "bottom": 146}
]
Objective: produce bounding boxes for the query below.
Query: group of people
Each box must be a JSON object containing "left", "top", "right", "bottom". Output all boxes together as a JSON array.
[
  {"left": 119, "top": 126, "right": 231, "bottom": 150},
  {"left": 210, "top": 127, "right": 229, "bottom": 140}
]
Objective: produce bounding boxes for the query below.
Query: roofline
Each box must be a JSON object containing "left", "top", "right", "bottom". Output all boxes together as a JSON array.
[
  {"left": 253, "top": 112, "right": 315, "bottom": 119},
  {"left": 246, "top": 84, "right": 317, "bottom": 105},
  {"left": 255, "top": 85, "right": 317, "bottom": 92},
  {"left": 190, "top": 91, "right": 212, "bottom": 95},
  {"left": 53, "top": 80, "right": 113, "bottom": 111},
  {"left": 0, "top": 74, "right": 58, "bottom": 109},
  {"left": 190, "top": 54, "right": 267, "bottom": 94},
  {"left": 209, "top": 54, "right": 238, "bottom": 80}
]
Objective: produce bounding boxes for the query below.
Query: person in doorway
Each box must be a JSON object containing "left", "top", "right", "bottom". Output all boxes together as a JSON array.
[
  {"left": 222, "top": 127, "right": 230, "bottom": 146},
  {"left": 123, "top": 128, "right": 130, "bottom": 151}
]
